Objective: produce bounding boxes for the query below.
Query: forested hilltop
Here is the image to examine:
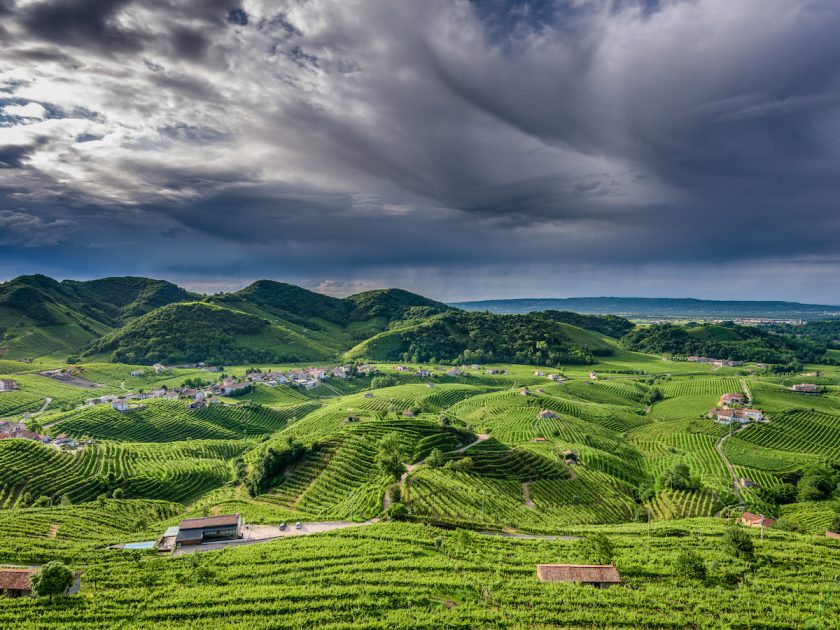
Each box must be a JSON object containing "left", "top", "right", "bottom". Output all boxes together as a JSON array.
[{"left": 621, "top": 322, "right": 831, "bottom": 366}]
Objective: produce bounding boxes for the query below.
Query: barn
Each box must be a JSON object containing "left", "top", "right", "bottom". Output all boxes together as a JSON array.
[{"left": 536, "top": 564, "right": 621, "bottom": 588}]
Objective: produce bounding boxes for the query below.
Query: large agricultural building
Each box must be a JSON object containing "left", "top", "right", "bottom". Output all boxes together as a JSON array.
[{"left": 175, "top": 514, "right": 242, "bottom": 546}]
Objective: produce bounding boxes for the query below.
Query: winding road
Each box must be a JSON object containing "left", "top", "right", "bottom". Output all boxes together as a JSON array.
[{"left": 385, "top": 434, "right": 491, "bottom": 509}]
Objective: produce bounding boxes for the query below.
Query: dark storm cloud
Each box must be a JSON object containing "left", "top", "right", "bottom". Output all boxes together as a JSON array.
[{"left": 1, "top": 0, "right": 840, "bottom": 301}]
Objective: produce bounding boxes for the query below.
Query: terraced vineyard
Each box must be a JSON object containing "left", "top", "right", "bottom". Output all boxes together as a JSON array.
[
  {"left": 1, "top": 518, "right": 838, "bottom": 628},
  {"left": 44, "top": 399, "right": 320, "bottom": 442}
]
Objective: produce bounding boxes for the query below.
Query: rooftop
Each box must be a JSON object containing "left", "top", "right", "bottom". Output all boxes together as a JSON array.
[
  {"left": 0, "top": 568, "right": 35, "bottom": 591},
  {"left": 536, "top": 564, "right": 621, "bottom": 584},
  {"left": 179, "top": 513, "right": 241, "bottom": 530}
]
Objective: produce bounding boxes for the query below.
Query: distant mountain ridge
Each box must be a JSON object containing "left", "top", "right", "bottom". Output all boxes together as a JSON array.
[{"left": 450, "top": 296, "right": 840, "bottom": 319}]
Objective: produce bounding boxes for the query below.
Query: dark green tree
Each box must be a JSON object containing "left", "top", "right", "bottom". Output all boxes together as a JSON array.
[{"left": 31, "top": 561, "right": 74, "bottom": 601}]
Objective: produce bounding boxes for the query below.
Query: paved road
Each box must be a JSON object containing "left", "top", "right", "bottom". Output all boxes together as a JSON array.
[
  {"left": 171, "top": 519, "right": 381, "bottom": 556},
  {"left": 475, "top": 531, "right": 581, "bottom": 541}
]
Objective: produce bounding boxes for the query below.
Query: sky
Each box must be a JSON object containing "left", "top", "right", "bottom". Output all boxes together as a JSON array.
[{"left": 1, "top": 0, "right": 839, "bottom": 303}]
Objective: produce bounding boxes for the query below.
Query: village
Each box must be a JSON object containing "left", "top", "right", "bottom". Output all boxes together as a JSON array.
[{"left": 686, "top": 356, "right": 743, "bottom": 368}]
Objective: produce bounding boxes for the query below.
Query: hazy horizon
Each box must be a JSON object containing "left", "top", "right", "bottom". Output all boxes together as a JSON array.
[{"left": 2, "top": 1, "right": 840, "bottom": 303}]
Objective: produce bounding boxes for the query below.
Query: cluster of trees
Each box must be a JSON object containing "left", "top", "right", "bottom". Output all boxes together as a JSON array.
[
  {"left": 373, "top": 311, "right": 605, "bottom": 366},
  {"left": 768, "top": 320, "right": 840, "bottom": 353},
  {"left": 244, "top": 438, "right": 311, "bottom": 496},
  {"left": 376, "top": 434, "right": 408, "bottom": 480},
  {"left": 621, "top": 322, "right": 827, "bottom": 364},
  {"left": 659, "top": 463, "right": 701, "bottom": 492}
]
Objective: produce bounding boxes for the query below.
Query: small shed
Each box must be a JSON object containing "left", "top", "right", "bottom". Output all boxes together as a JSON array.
[
  {"left": 536, "top": 564, "right": 621, "bottom": 588},
  {"left": 0, "top": 568, "right": 81, "bottom": 597}
]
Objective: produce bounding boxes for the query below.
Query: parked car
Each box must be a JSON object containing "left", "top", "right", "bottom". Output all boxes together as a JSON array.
[
  {"left": 295, "top": 522, "right": 302, "bottom": 530},
  {"left": 279, "top": 523, "right": 286, "bottom": 531}
]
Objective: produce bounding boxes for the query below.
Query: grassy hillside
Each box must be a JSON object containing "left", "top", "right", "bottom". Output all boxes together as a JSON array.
[{"left": 82, "top": 302, "right": 340, "bottom": 364}]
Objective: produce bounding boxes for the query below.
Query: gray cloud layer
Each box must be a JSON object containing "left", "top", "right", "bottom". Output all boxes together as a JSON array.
[{"left": 1, "top": 0, "right": 839, "bottom": 301}]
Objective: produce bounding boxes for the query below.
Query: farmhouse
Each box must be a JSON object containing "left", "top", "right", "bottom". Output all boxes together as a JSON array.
[
  {"left": 153, "top": 363, "right": 166, "bottom": 374},
  {"left": 589, "top": 372, "right": 599, "bottom": 380},
  {"left": 547, "top": 374, "right": 560, "bottom": 381},
  {"left": 536, "top": 564, "right": 621, "bottom": 588},
  {"left": 708, "top": 407, "right": 764, "bottom": 424},
  {"left": 0, "top": 568, "right": 81, "bottom": 598},
  {"left": 111, "top": 400, "right": 130, "bottom": 412},
  {"left": 713, "top": 359, "right": 743, "bottom": 368},
  {"left": 175, "top": 514, "right": 242, "bottom": 546},
  {"left": 364, "top": 392, "right": 375, "bottom": 398},
  {"left": 719, "top": 393, "right": 745, "bottom": 406},
  {"left": 446, "top": 368, "right": 462, "bottom": 377},
  {"left": 520, "top": 388, "right": 530, "bottom": 396},
  {"left": 537, "top": 410, "right": 557, "bottom": 419},
  {"left": 0, "top": 379, "right": 18, "bottom": 392},
  {"left": 129, "top": 370, "right": 143, "bottom": 377},
  {"left": 212, "top": 379, "right": 251, "bottom": 395},
  {"left": 402, "top": 410, "right": 416, "bottom": 417},
  {"left": 563, "top": 450, "right": 578, "bottom": 464},
  {"left": 738, "top": 512, "right": 775, "bottom": 529},
  {"left": 738, "top": 408, "right": 765, "bottom": 421},
  {"left": 417, "top": 369, "right": 431, "bottom": 377},
  {"left": 738, "top": 477, "right": 758, "bottom": 488},
  {"left": 534, "top": 370, "right": 545, "bottom": 377},
  {"left": 791, "top": 383, "right": 818, "bottom": 393},
  {"left": 486, "top": 368, "right": 508, "bottom": 375}
]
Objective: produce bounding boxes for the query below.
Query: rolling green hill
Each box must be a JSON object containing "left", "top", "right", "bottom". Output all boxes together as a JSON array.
[{"left": 0, "top": 275, "right": 193, "bottom": 359}]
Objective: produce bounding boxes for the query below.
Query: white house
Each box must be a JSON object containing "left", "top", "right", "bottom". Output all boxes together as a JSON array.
[
  {"left": 153, "top": 363, "right": 166, "bottom": 374},
  {"left": 417, "top": 369, "right": 431, "bottom": 377},
  {"left": 112, "top": 400, "right": 130, "bottom": 412},
  {"left": 0, "top": 379, "right": 19, "bottom": 392},
  {"left": 129, "top": 370, "right": 144, "bottom": 377},
  {"left": 534, "top": 370, "right": 545, "bottom": 377}
]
